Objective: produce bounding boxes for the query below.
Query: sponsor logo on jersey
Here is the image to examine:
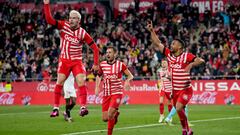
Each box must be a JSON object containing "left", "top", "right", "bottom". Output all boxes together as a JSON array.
[
  {"left": 65, "top": 35, "right": 79, "bottom": 44},
  {"left": 170, "top": 64, "right": 182, "bottom": 69},
  {"left": 105, "top": 74, "right": 118, "bottom": 79}
]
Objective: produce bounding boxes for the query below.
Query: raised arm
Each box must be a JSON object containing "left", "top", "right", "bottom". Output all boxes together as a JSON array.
[
  {"left": 43, "top": 0, "right": 57, "bottom": 25},
  {"left": 185, "top": 57, "right": 205, "bottom": 72},
  {"left": 146, "top": 21, "right": 165, "bottom": 53},
  {"left": 83, "top": 32, "right": 99, "bottom": 70}
]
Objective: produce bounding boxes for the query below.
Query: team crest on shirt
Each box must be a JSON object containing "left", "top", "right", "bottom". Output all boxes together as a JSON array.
[
  {"left": 116, "top": 98, "right": 121, "bottom": 104},
  {"left": 182, "top": 94, "right": 188, "bottom": 101}
]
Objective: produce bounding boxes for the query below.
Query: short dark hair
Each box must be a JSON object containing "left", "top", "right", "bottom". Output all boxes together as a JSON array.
[
  {"left": 175, "top": 38, "right": 186, "bottom": 48},
  {"left": 107, "top": 45, "right": 118, "bottom": 53}
]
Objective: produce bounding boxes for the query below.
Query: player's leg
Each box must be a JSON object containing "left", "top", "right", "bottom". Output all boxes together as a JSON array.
[
  {"left": 164, "top": 92, "right": 173, "bottom": 123},
  {"left": 63, "top": 98, "right": 71, "bottom": 122},
  {"left": 102, "top": 96, "right": 110, "bottom": 134},
  {"left": 175, "top": 88, "right": 193, "bottom": 135},
  {"left": 51, "top": 60, "right": 70, "bottom": 117},
  {"left": 66, "top": 97, "right": 76, "bottom": 122},
  {"left": 165, "top": 106, "right": 176, "bottom": 123},
  {"left": 107, "top": 94, "right": 122, "bottom": 135},
  {"left": 73, "top": 62, "right": 88, "bottom": 117},
  {"left": 159, "top": 91, "right": 165, "bottom": 123}
]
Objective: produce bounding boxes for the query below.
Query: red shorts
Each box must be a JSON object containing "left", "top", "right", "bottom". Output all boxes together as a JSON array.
[
  {"left": 159, "top": 91, "right": 172, "bottom": 100},
  {"left": 172, "top": 87, "right": 193, "bottom": 106},
  {"left": 57, "top": 59, "right": 86, "bottom": 77},
  {"left": 102, "top": 94, "right": 122, "bottom": 112}
]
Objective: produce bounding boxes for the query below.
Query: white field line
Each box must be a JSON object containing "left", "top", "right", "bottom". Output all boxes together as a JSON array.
[{"left": 61, "top": 116, "right": 240, "bottom": 135}]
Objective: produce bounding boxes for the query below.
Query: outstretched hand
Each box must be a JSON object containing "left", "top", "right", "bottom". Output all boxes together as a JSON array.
[
  {"left": 43, "top": 0, "right": 50, "bottom": 4},
  {"left": 146, "top": 20, "right": 154, "bottom": 32},
  {"left": 124, "top": 81, "right": 131, "bottom": 91},
  {"left": 92, "top": 65, "right": 99, "bottom": 75}
]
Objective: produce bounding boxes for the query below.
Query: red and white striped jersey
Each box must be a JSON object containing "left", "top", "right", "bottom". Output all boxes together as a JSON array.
[
  {"left": 157, "top": 68, "right": 172, "bottom": 92},
  {"left": 57, "top": 21, "right": 89, "bottom": 60},
  {"left": 163, "top": 47, "right": 196, "bottom": 91},
  {"left": 44, "top": 4, "right": 99, "bottom": 65},
  {"left": 98, "top": 60, "right": 127, "bottom": 96}
]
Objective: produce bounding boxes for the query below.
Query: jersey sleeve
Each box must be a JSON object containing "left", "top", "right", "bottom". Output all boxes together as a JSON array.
[
  {"left": 163, "top": 47, "right": 171, "bottom": 58},
  {"left": 186, "top": 53, "right": 196, "bottom": 63},
  {"left": 121, "top": 62, "right": 127, "bottom": 72},
  {"left": 97, "top": 65, "right": 103, "bottom": 76},
  {"left": 44, "top": 4, "right": 64, "bottom": 29},
  {"left": 83, "top": 30, "right": 99, "bottom": 65}
]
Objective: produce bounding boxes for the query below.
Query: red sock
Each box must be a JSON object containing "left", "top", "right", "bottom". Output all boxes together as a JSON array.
[
  {"left": 79, "top": 86, "right": 87, "bottom": 107},
  {"left": 54, "top": 84, "right": 63, "bottom": 107},
  {"left": 108, "top": 118, "right": 115, "bottom": 135},
  {"left": 159, "top": 103, "right": 164, "bottom": 114},
  {"left": 177, "top": 109, "right": 189, "bottom": 131},
  {"left": 168, "top": 104, "right": 173, "bottom": 112}
]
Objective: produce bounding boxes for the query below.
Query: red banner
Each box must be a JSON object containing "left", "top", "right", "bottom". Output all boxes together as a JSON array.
[{"left": 0, "top": 80, "right": 239, "bottom": 105}]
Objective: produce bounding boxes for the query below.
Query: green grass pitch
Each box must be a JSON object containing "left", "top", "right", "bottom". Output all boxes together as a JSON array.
[{"left": 0, "top": 105, "right": 240, "bottom": 135}]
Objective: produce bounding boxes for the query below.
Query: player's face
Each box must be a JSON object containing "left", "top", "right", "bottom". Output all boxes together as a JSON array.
[
  {"left": 161, "top": 60, "right": 168, "bottom": 68},
  {"left": 106, "top": 48, "right": 116, "bottom": 62},
  {"left": 170, "top": 40, "right": 181, "bottom": 53},
  {"left": 69, "top": 13, "right": 80, "bottom": 29}
]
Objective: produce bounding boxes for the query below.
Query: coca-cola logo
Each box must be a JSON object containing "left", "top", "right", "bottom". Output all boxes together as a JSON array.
[
  {"left": 37, "top": 82, "right": 49, "bottom": 92},
  {"left": 87, "top": 92, "right": 103, "bottom": 104},
  {"left": 191, "top": 92, "right": 217, "bottom": 104},
  {"left": 0, "top": 93, "right": 15, "bottom": 105}
]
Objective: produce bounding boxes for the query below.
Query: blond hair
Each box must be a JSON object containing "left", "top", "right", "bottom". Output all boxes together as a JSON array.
[{"left": 69, "top": 10, "right": 81, "bottom": 21}]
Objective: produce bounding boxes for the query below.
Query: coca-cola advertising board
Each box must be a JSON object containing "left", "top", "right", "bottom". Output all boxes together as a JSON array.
[{"left": 0, "top": 80, "right": 239, "bottom": 105}]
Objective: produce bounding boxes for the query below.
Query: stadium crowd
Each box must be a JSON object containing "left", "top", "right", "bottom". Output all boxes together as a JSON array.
[{"left": 0, "top": 1, "right": 239, "bottom": 82}]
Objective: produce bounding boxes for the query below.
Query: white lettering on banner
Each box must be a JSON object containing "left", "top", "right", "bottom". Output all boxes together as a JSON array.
[
  {"left": 192, "top": 81, "right": 240, "bottom": 92},
  {"left": 218, "top": 82, "right": 228, "bottom": 91},
  {"left": 0, "top": 93, "right": 15, "bottom": 105},
  {"left": 205, "top": 82, "right": 215, "bottom": 91},
  {"left": 37, "top": 82, "right": 49, "bottom": 92},
  {"left": 64, "top": 35, "right": 79, "bottom": 44},
  {"left": 118, "top": 0, "right": 156, "bottom": 12},
  {"left": 119, "top": 3, "right": 131, "bottom": 12},
  {"left": 139, "top": 2, "right": 153, "bottom": 7},
  {"left": 230, "top": 82, "right": 240, "bottom": 91},
  {"left": 130, "top": 84, "right": 158, "bottom": 91},
  {"left": 191, "top": 0, "right": 224, "bottom": 13},
  {"left": 191, "top": 92, "right": 217, "bottom": 104}
]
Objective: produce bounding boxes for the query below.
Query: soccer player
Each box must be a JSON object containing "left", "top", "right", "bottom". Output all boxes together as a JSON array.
[
  {"left": 147, "top": 21, "right": 205, "bottom": 135},
  {"left": 43, "top": 0, "right": 99, "bottom": 117},
  {"left": 63, "top": 72, "right": 76, "bottom": 123},
  {"left": 95, "top": 46, "right": 134, "bottom": 135},
  {"left": 157, "top": 59, "right": 173, "bottom": 123}
]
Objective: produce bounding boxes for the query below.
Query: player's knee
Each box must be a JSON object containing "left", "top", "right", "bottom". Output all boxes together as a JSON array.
[
  {"left": 176, "top": 107, "right": 182, "bottom": 112},
  {"left": 108, "top": 113, "right": 114, "bottom": 120}
]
